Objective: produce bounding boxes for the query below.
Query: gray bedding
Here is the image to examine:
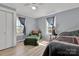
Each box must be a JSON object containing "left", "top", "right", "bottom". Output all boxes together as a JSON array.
[
  {"left": 43, "top": 30, "right": 79, "bottom": 56},
  {"left": 43, "top": 40, "right": 79, "bottom": 56}
]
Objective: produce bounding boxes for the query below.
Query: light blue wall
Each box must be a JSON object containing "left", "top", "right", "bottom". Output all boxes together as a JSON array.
[
  {"left": 24, "top": 7, "right": 79, "bottom": 39},
  {"left": 25, "top": 16, "right": 37, "bottom": 36},
  {"left": 36, "top": 7, "right": 79, "bottom": 38},
  {"left": 36, "top": 17, "right": 48, "bottom": 38},
  {"left": 56, "top": 7, "right": 79, "bottom": 34}
]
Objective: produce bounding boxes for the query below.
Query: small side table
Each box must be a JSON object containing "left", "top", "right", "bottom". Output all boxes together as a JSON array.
[{"left": 49, "top": 35, "right": 57, "bottom": 42}]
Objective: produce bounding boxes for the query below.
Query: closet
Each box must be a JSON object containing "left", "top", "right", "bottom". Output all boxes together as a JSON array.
[{"left": 0, "top": 5, "right": 16, "bottom": 50}]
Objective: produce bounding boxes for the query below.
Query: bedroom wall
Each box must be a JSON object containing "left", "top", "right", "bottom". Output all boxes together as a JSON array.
[
  {"left": 55, "top": 7, "right": 79, "bottom": 34},
  {"left": 25, "top": 16, "right": 37, "bottom": 36},
  {"left": 35, "top": 17, "right": 48, "bottom": 39},
  {"left": 16, "top": 16, "right": 37, "bottom": 42},
  {"left": 36, "top": 7, "right": 79, "bottom": 38}
]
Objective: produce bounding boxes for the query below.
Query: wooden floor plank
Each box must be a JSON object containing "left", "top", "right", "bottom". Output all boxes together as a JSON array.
[{"left": 0, "top": 40, "right": 48, "bottom": 56}]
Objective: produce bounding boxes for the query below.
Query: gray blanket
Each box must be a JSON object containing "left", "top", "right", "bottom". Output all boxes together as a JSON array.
[{"left": 43, "top": 40, "right": 79, "bottom": 56}]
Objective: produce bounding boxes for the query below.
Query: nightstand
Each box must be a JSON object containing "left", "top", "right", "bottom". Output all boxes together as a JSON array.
[{"left": 49, "top": 35, "right": 57, "bottom": 42}]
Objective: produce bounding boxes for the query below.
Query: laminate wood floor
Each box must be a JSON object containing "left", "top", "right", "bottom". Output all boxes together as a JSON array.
[{"left": 0, "top": 39, "right": 48, "bottom": 56}]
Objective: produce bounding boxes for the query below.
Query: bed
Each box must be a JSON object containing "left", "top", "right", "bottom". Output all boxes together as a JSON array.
[
  {"left": 24, "top": 30, "right": 42, "bottom": 46},
  {"left": 43, "top": 40, "right": 79, "bottom": 56},
  {"left": 43, "top": 30, "right": 79, "bottom": 56}
]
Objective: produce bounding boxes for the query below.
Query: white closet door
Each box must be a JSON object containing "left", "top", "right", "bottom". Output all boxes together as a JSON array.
[
  {"left": 0, "top": 11, "right": 6, "bottom": 50},
  {"left": 6, "top": 12, "right": 13, "bottom": 48}
]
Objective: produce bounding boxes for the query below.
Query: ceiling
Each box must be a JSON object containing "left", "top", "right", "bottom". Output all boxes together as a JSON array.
[{"left": 2, "top": 3, "right": 79, "bottom": 18}]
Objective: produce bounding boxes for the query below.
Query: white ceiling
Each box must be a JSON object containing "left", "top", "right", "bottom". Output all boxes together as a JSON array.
[{"left": 2, "top": 3, "right": 79, "bottom": 18}]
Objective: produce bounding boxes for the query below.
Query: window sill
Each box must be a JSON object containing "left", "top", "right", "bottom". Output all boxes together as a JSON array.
[{"left": 16, "top": 33, "right": 24, "bottom": 36}]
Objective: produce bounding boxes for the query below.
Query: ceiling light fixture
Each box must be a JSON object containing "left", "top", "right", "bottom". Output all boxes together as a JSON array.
[{"left": 32, "top": 6, "right": 37, "bottom": 10}]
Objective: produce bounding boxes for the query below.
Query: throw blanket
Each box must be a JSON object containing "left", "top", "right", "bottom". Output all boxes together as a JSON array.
[
  {"left": 26, "top": 35, "right": 40, "bottom": 40},
  {"left": 43, "top": 40, "right": 79, "bottom": 56}
]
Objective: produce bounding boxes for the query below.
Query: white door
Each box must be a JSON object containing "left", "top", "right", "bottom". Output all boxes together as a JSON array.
[
  {"left": 0, "top": 11, "right": 6, "bottom": 50},
  {"left": 6, "top": 12, "right": 13, "bottom": 48}
]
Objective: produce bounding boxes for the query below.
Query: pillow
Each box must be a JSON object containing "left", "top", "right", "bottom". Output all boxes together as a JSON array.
[
  {"left": 32, "top": 30, "right": 38, "bottom": 35},
  {"left": 59, "top": 32, "right": 72, "bottom": 36},
  {"left": 56, "top": 36, "right": 74, "bottom": 44},
  {"left": 56, "top": 36, "right": 79, "bottom": 45},
  {"left": 74, "top": 37, "right": 79, "bottom": 44},
  {"left": 31, "top": 30, "right": 40, "bottom": 37},
  {"left": 59, "top": 30, "right": 79, "bottom": 36}
]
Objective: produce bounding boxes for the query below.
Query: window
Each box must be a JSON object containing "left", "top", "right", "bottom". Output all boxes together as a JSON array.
[
  {"left": 47, "top": 16, "right": 56, "bottom": 35},
  {"left": 48, "top": 23, "right": 52, "bottom": 34},
  {"left": 16, "top": 18, "right": 24, "bottom": 35}
]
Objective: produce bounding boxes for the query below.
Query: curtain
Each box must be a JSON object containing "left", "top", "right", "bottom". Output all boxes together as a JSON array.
[
  {"left": 47, "top": 16, "right": 57, "bottom": 35},
  {"left": 19, "top": 17, "right": 26, "bottom": 35},
  {"left": 47, "top": 17, "right": 54, "bottom": 26}
]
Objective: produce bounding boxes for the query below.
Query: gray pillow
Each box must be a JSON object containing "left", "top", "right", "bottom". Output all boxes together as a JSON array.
[
  {"left": 59, "top": 32, "right": 72, "bottom": 36},
  {"left": 59, "top": 30, "right": 79, "bottom": 36}
]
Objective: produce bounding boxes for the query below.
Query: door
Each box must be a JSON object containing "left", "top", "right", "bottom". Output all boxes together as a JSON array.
[
  {"left": 0, "top": 11, "right": 6, "bottom": 50},
  {"left": 6, "top": 12, "right": 13, "bottom": 48}
]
